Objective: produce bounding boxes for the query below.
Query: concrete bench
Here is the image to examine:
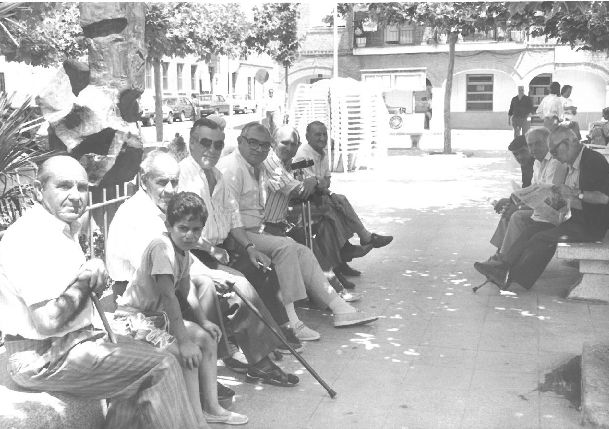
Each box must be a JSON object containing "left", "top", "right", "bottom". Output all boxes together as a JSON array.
[
  {"left": 556, "top": 235, "right": 609, "bottom": 303},
  {"left": 0, "top": 347, "right": 105, "bottom": 428}
]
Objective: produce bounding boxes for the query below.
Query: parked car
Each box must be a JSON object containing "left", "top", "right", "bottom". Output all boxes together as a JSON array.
[
  {"left": 140, "top": 97, "right": 172, "bottom": 126},
  {"left": 165, "top": 96, "right": 197, "bottom": 122},
  {"left": 195, "top": 94, "right": 230, "bottom": 116},
  {"left": 228, "top": 94, "right": 258, "bottom": 114}
]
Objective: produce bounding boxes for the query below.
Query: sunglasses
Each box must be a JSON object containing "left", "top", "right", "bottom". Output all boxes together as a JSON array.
[
  {"left": 549, "top": 138, "right": 569, "bottom": 156},
  {"left": 244, "top": 137, "right": 271, "bottom": 152},
  {"left": 197, "top": 138, "right": 224, "bottom": 151}
]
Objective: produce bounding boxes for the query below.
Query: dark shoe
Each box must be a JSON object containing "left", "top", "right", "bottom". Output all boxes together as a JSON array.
[
  {"left": 334, "top": 270, "right": 356, "bottom": 289},
  {"left": 474, "top": 261, "right": 509, "bottom": 290},
  {"left": 361, "top": 233, "right": 393, "bottom": 249},
  {"left": 336, "top": 262, "right": 361, "bottom": 277},
  {"left": 340, "top": 241, "right": 374, "bottom": 261},
  {"left": 246, "top": 361, "right": 299, "bottom": 387},
  {"left": 223, "top": 356, "right": 249, "bottom": 374},
  {"left": 217, "top": 382, "right": 235, "bottom": 401},
  {"left": 276, "top": 326, "right": 303, "bottom": 354}
]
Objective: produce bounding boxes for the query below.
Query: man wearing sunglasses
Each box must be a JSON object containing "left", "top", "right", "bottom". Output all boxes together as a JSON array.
[
  {"left": 475, "top": 126, "right": 609, "bottom": 290},
  {"left": 217, "top": 122, "right": 377, "bottom": 342}
]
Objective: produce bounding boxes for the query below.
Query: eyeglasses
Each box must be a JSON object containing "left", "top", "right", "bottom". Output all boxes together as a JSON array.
[
  {"left": 244, "top": 137, "right": 271, "bottom": 152},
  {"left": 550, "top": 139, "right": 569, "bottom": 156},
  {"left": 197, "top": 138, "right": 224, "bottom": 151}
]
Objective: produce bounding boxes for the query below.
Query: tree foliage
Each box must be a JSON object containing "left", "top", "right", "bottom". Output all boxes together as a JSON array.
[
  {"left": 0, "top": 2, "right": 85, "bottom": 67},
  {"left": 507, "top": 1, "right": 609, "bottom": 53},
  {"left": 145, "top": 2, "right": 248, "bottom": 61},
  {"left": 247, "top": 3, "right": 301, "bottom": 69}
]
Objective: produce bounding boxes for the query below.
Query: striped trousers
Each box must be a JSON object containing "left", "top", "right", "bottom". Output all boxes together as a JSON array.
[{"left": 5, "top": 327, "right": 199, "bottom": 429}]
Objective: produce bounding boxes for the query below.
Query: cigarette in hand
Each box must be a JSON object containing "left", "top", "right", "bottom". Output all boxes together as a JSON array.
[{"left": 258, "top": 262, "right": 272, "bottom": 271}]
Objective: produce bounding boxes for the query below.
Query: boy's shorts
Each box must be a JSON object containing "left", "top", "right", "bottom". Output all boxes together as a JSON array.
[{"left": 112, "top": 309, "right": 175, "bottom": 349}]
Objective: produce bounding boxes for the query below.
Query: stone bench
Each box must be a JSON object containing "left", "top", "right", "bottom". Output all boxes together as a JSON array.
[
  {"left": 556, "top": 234, "right": 609, "bottom": 303},
  {"left": 0, "top": 347, "right": 106, "bottom": 428}
]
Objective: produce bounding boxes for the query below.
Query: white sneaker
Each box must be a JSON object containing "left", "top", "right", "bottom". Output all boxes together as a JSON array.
[
  {"left": 333, "top": 310, "right": 378, "bottom": 328},
  {"left": 293, "top": 321, "right": 321, "bottom": 341},
  {"left": 339, "top": 290, "right": 362, "bottom": 302}
]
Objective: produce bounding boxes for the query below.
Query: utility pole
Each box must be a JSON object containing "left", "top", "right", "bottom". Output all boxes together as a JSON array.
[{"left": 333, "top": 4, "right": 338, "bottom": 78}]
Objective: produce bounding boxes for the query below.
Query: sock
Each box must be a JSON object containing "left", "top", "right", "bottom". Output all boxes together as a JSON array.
[
  {"left": 284, "top": 303, "right": 301, "bottom": 326},
  {"left": 328, "top": 296, "right": 356, "bottom": 315}
]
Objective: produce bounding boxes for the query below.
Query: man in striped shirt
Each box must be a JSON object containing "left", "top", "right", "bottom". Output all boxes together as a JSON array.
[{"left": 262, "top": 125, "right": 371, "bottom": 295}]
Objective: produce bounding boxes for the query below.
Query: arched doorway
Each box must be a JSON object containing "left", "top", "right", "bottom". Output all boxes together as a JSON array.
[{"left": 528, "top": 73, "right": 552, "bottom": 112}]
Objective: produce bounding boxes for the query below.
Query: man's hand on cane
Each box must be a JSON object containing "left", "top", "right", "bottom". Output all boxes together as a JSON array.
[{"left": 78, "top": 258, "right": 108, "bottom": 296}]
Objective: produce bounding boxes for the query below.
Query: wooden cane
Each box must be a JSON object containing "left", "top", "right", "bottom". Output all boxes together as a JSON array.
[
  {"left": 224, "top": 281, "right": 337, "bottom": 399},
  {"left": 90, "top": 292, "right": 117, "bottom": 344}
]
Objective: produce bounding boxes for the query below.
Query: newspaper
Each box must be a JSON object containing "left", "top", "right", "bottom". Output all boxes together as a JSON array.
[{"left": 510, "top": 182, "right": 570, "bottom": 226}]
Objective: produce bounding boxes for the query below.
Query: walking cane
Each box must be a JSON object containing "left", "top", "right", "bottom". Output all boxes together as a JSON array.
[
  {"left": 90, "top": 292, "right": 117, "bottom": 344},
  {"left": 211, "top": 284, "right": 233, "bottom": 356},
  {"left": 224, "top": 281, "right": 337, "bottom": 399}
]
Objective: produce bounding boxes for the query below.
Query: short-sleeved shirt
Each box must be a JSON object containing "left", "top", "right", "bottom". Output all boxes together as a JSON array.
[
  {"left": 178, "top": 156, "right": 243, "bottom": 245},
  {"left": 293, "top": 143, "right": 331, "bottom": 181},
  {"left": 217, "top": 151, "right": 267, "bottom": 229},
  {"left": 536, "top": 94, "right": 564, "bottom": 120},
  {"left": 117, "top": 233, "right": 191, "bottom": 313},
  {"left": 0, "top": 204, "right": 94, "bottom": 339}
]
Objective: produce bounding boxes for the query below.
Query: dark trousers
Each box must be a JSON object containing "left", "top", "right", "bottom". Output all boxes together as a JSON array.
[
  {"left": 228, "top": 254, "right": 289, "bottom": 326},
  {"left": 512, "top": 116, "right": 530, "bottom": 138},
  {"left": 505, "top": 218, "right": 599, "bottom": 289}
]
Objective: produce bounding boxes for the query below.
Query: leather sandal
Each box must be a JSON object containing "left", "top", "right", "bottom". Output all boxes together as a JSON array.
[{"left": 246, "top": 366, "right": 299, "bottom": 387}]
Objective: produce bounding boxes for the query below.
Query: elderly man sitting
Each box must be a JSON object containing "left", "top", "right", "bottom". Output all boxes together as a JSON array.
[
  {"left": 475, "top": 127, "right": 609, "bottom": 290},
  {"left": 293, "top": 121, "right": 393, "bottom": 280},
  {"left": 107, "top": 149, "right": 299, "bottom": 388},
  {"left": 475, "top": 128, "right": 567, "bottom": 272},
  {"left": 262, "top": 125, "right": 368, "bottom": 295},
  {"left": 217, "top": 122, "right": 378, "bottom": 342},
  {"left": 0, "top": 156, "right": 201, "bottom": 428}
]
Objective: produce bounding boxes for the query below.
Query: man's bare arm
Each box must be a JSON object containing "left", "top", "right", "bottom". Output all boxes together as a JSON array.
[{"left": 29, "top": 259, "right": 106, "bottom": 335}]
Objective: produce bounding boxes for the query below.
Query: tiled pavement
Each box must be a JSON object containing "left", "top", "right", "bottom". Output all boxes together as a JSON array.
[{"left": 218, "top": 147, "right": 609, "bottom": 428}]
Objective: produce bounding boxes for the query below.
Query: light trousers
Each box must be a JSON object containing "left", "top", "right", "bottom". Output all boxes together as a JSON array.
[{"left": 245, "top": 231, "right": 339, "bottom": 308}]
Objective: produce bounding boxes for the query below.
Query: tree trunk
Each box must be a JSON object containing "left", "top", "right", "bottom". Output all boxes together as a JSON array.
[
  {"left": 443, "top": 31, "right": 458, "bottom": 154},
  {"left": 284, "top": 64, "right": 289, "bottom": 123},
  {"left": 153, "top": 58, "right": 163, "bottom": 143}
]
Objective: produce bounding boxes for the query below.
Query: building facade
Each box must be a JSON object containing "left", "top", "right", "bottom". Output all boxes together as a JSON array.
[{"left": 288, "top": 7, "right": 609, "bottom": 132}]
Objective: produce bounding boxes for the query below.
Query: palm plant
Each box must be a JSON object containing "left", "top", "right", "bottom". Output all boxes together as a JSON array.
[{"left": 0, "top": 92, "right": 53, "bottom": 229}]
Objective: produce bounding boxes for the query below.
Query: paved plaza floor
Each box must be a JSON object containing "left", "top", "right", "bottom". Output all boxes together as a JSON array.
[{"left": 220, "top": 133, "right": 609, "bottom": 428}]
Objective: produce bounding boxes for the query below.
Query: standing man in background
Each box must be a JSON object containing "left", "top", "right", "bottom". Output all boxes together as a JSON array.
[{"left": 508, "top": 85, "right": 534, "bottom": 138}]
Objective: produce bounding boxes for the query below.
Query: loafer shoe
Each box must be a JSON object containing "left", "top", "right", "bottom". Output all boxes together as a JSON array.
[
  {"left": 203, "top": 410, "right": 248, "bottom": 425},
  {"left": 339, "top": 290, "right": 362, "bottom": 302},
  {"left": 336, "top": 262, "right": 361, "bottom": 277},
  {"left": 362, "top": 233, "right": 393, "bottom": 249},
  {"left": 293, "top": 321, "right": 321, "bottom": 341},
  {"left": 276, "top": 326, "right": 304, "bottom": 354},
  {"left": 474, "top": 261, "right": 509, "bottom": 290},
  {"left": 333, "top": 311, "right": 378, "bottom": 327}
]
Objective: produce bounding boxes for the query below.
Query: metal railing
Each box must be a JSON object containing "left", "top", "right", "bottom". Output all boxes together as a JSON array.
[{"left": 86, "top": 180, "right": 137, "bottom": 260}]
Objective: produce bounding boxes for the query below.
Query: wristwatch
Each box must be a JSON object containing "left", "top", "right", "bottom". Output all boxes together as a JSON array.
[
  {"left": 245, "top": 242, "right": 255, "bottom": 251},
  {"left": 578, "top": 192, "right": 584, "bottom": 200}
]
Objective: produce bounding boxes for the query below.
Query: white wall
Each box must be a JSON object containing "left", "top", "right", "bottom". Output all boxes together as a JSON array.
[{"left": 553, "top": 68, "right": 605, "bottom": 112}]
